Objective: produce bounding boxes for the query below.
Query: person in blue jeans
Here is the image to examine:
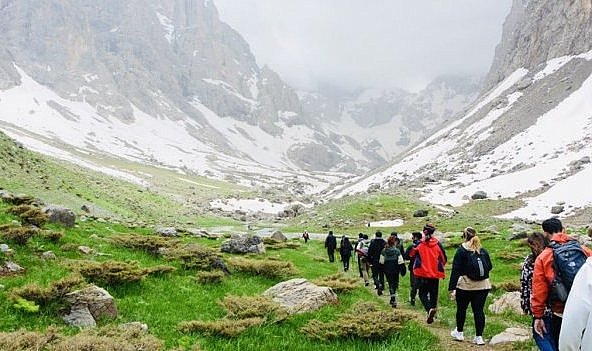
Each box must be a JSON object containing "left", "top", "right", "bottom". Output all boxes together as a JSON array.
[{"left": 520, "top": 233, "right": 556, "bottom": 351}]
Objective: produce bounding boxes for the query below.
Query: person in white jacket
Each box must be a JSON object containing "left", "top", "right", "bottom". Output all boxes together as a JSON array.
[{"left": 559, "top": 256, "right": 592, "bottom": 351}]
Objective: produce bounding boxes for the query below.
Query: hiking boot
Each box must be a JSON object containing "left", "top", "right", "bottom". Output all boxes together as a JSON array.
[
  {"left": 409, "top": 298, "right": 415, "bottom": 306},
  {"left": 473, "top": 336, "right": 485, "bottom": 345},
  {"left": 426, "top": 308, "right": 436, "bottom": 324},
  {"left": 389, "top": 296, "right": 397, "bottom": 308},
  {"left": 377, "top": 288, "right": 383, "bottom": 296},
  {"left": 364, "top": 281, "right": 369, "bottom": 286},
  {"left": 450, "top": 329, "right": 464, "bottom": 341}
]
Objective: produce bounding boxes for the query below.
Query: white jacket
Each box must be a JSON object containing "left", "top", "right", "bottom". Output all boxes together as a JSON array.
[{"left": 559, "top": 257, "right": 592, "bottom": 351}]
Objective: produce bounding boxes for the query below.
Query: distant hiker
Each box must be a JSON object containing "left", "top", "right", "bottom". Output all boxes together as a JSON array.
[
  {"left": 325, "top": 230, "right": 337, "bottom": 262},
  {"left": 381, "top": 235, "right": 406, "bottom": 307},
  {"left": 409, "top": 224, "right": 447, "bottom": 324},
  {"left": 339, "top": 236, "right": 353, "bottom": 272},
  {"left": 559, "top": 256, "right": 592, "bottom": 351},
  {"left": 449, "top": 227, "right": 492, "bottom": 346},
  {"left": 367, "top": 230, "right": 387, "bottom": 295},
  {"left": 521, "top": 233, "right": 555, "bottom": 351},
  {"left": 356, "top": 234, "right": 371, "bottom": 286},
  {"left": 356, "top": 233, "right": 365, "bottom": 278},
  {"left": 532, "top": 218, "right": 592, "bottom": 347},
  {"left": 405, "top": 231, "right": 423, "bottom": 306},
  {"left": 302, "top": 231, "right": 310, "bottom": 243}
]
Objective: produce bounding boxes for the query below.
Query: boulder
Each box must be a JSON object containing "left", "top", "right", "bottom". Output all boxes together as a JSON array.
[
  {"left": 63, "top": 305, "right": 96, "bottom": 328},
  {"left": 489, "top": 327, "right": 530, "bottom": 345},
  {"left": 41, "top": 251, "right": 57, "bottom": 260},
  {"left": 508, "top": 231, "right": 528, "bottom": 241},
  {"left": 0, "top": 244, "right": 10, "bottom": 253},
  {"left": 43, "top": 205, "right": 76, "bottom": 227},
  {"left": 550, "top": 205, "right": 564, "bottom": 214},
  {"left": 270, "top": 230, "right": 288, "bottom": 242},
  {"left": 488, "top": 291, "right": 522, "bottom": 314},
  {"left": 221, "top": 234, "right": 265, "bottom": 254},
  {"left": 65, "top": 284, "right": 118, "bottom": 324},
  {"left": 78, "top": 246, "right": 94, "bottom": 255},
  {"left": 263, "top": 278, "right": 338, "bottom": 315},
  {"left": 413, "top": 209, "right": 429, "bottom": 217},
  {"left": 2, "top": 261, "right": 25, "bottom": 274},
  {"left": 471, "top": 191, "right": 487, "bottom": 200},
  {"left": 155, "top": 227, "right": 178, "bottom": 237}
]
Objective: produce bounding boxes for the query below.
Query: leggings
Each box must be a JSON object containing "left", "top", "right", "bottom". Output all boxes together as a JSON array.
[
  {"left": 455, "top": 289, "right": 490, "bottom": 336},
  {"left": 418, "top": 278, "right": 439, "bottom": 312}
]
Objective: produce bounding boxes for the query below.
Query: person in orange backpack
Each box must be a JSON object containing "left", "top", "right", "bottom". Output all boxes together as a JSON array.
[
  {"left": 532, "top": 218, "right": 592, "bottom": 347},
  {"left": 409, "top": 224, "right": 447, "bottom": 324}
]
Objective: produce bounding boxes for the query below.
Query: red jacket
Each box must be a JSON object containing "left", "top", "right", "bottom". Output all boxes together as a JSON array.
[
  {"left": 409, "top": 237, "right": 447, "bottom": 279},
  {"left": 531, "top": 233, "right": 592, "bottom": 318}
]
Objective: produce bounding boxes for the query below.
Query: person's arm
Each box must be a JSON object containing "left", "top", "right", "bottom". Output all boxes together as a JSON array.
[
  {"left": 448, "top": 248, "right": 463, "bottom": 292},
  {"left": 438, "top": 241, "right": 448, "bottom": 264},
  {"left": 559, "top": 259, "right": 592, "bottom": 351}
]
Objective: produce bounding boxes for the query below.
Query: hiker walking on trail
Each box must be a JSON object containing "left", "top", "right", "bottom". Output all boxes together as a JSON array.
[
  {"left": 339, "top": 236, "right": 353, "bottom": 272},
  {"left": 381, "top": 235, "right": 406, "bottom": 307},
  {"left": 367, "top": 230, "right": 387, "bottom": 295},
  {"left": 356, "top": 234, "right": 371, "bottom": 286},
  {"left": 449, "top": 227, "right": 492, "bottom": 346},
  {"left": 521, "top": 232, "right": 555, "bottom": 351},
  {"left": 559, "top": 256, "right": 592, "bottom": 351},
  {"left": 405, "top": 231, "right": 423, "bottom": 306},
  {"left": 356, "top": 233, "right": 365, "bottom": 278},
  {"left": 532, "top": 218, "right": 592, "bottom": 347},
  {"left": 302, "top": 230, "right": 310, "bottom": 243},
  {"left": 409, "top": 224, "right": 447, "bottom": 324},
  {"left": 325, "top": 230, "right": 337, "bottom": 262}
]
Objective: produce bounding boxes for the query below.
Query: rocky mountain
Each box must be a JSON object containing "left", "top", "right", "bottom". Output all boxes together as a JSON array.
[
  {"left": 0, "top": 0, "right": 478, "bottom": 193},
  {"left": 333, "top": 0, "right": 592, "bottom": 222}
]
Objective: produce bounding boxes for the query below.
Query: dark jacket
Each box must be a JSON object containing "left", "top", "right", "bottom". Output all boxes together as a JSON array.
[
  {"left": 367, "top": 237, "right": 386, "bottom": 265},
  {"left": 325, "top": 234, "right": 337, "bottom": 250},
  {"left": 405, "top": 240, "right": 420, "bottom": 271},
  {"left": 448, "top": 245, "right": 493, "bottom": 291},
  {"left": 339, "top": 239, "right": 353, "bottom": 258}
]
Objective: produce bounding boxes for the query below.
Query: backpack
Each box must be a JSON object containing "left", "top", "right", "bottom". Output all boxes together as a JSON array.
[
  {"left": 464, "top": 248, "right": 491, "bottom": 281},
  {"left": 380, "top": 246, "right": 400, "bottom": 264},
  {"left": 548, "top": 240, "right": 588, "bottom": 303},
  {"left": 356, "top": 240, "right": 369, "bottom": 257}
]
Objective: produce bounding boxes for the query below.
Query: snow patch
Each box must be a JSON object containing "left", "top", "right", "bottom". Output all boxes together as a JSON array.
[{"left": 155, "top": 12, "right": 174, "bottom": 43}]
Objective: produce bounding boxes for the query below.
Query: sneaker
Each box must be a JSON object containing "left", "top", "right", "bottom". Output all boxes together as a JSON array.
[
  {"left": 390, "top": 296, "right": 397, "bottom": 308},
  {"left": 473, "top": 336, "right": 485, "bottom": 345},
  {"left": 450, "top": 329, "right": 464, "bottom": 341},
  {"left": 426, "top": 308, "right": 436, "bottom": 324},
  {"left": 364, "top": 281, "right": 369, "bottom": 286},
  {"left": 377, "top": 288, "right": 383, "bottom": 296}
]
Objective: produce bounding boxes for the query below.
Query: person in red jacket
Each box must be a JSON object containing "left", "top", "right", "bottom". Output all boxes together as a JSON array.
[
  {"left": 409, "top": 223, "right": 447, "bottom": 324},
  {"left": 532, "top": 218, "right": 592, "bottom": 347}
]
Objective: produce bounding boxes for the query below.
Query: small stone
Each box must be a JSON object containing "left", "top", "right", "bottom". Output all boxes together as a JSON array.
[
  {"left": 42, "top": 251, "right": 57, "bottom": 260},
  {"left": 78, "top": 246, "right": 94, "bottom": 255}
]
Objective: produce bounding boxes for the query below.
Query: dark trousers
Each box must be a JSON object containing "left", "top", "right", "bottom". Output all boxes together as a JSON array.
[
  {"left": 455, "top": 289, "right": 490, "bottom": 336},
  {"left": 418, "top": 278, "right": 439, "bottom": 312},
  {"left": 358, "top": 256, "right": 363, "bottom": 278},
  {"left": 409, "top": 270, "right": 418, "bottom": 302},
  {"left": 384, "top": 268, "right": 400, "bottom": 297},
  {"left": 342, "top": 254, "right": 351, "bottom": 271},
  {"left": 371, "top": 263, "right": 385, "bottom": 290},
  {"left": 550, "top": 314, "right": 562, "bottom": 349},
  {"left": 327, "top": 249, "right": 335, "bottom": 262}
]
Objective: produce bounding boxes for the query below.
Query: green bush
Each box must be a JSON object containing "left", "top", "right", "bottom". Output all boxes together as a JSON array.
[
  {"left": 10, "top": 274, "right": 85, "bottom": 306},
  {"left": 75, "top": 260, "right": 150, "bottom": 285},
  {"left": 219, "top": 295, "right": 287, "bottom": 321},
  {"left": 7, "top": 205, "right": 48, "bottom": 227},
  {"left": 0, "top": 226, "right": 39, "bottom": 245},
  {"left": 312, "top": 273, "right": 360, "bottom": 293},
  {"left": 196, "top": 271, "right": 225, "bottom": 284},
  {"left": 228, "top": 257, "right": 297, "bottom": 279},
  {"left": 109, "top": 234, "right": 176, "bottom": 254},
  {"left": 178, "top": 317, "right": 264, "bottom": 338}
]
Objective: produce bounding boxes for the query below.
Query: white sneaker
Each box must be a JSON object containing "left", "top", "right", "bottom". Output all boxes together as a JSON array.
[
  {"left": 450, "top": 328, "right": 464, "bottom": 341},
  {"left": 473, "top": 336, "right": 485, "bottom": 345}
]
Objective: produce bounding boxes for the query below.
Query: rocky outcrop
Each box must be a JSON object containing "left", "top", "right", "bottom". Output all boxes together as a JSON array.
[
  {"left": 489, "top": 327, "right": 531, "bottom": 345},
  {"left": 489, "top": 291, "right": 522, "bottom": 314},
  {"left": 270, "top": 230, "right": 288, "bottom": 242},
  {"left": 63, "top": 285, "right": 117, "bottom": 327},
  {"left": 263, "top": 278, "right": 338, "bottom": 315},
  {"left": 42, "top": 205, "right": 75, "bottom": 228},
  {"left": 221, "top": 234, "right": 265, "bottom": 254}
]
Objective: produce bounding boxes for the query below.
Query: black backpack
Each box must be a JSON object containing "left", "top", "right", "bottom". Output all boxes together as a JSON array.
[
  {"left": 548, "top": 240, "right": 588, "bottom": 303},
  {"left": 464, "top": 248, "right": 491, "bottom": 281}
]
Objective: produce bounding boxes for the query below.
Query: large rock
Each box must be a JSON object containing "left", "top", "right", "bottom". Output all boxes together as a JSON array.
[
  {"left": 270, "top": 230, "right": 288, "bottom": 242},
  {"left": 1, "top": 261, "right": 25, "bottom": 275},
  {"left": 221, "top": 234, "right": 265, "bottom": 254},
  {"left": 488, "top": 291, "right": 522, "bottom": 314},
  {"left": 263, "top": 278, "right": 338, "bottom": 315},
  {"left": 413, "top": 209, "right": 429, "bottom": 217},
  {"left": 550, "top": 205, "right": 564, "bottom": 214},
  {"left": 63, "top": 305, "right": 96, "bottom": 328},
  {"left": 43, "top": 205, "right": 76, "bottom": 228},
  {"left": 64, "top": 284, "right": 117, "bottom": 326},
  {"left": 471, "top": 191, "right": 488, "bottom": 200},
  {"left": 155, "top": 227, "right": 178, "bottom": 237},
  {"left": 489, "top": 327, "right": 530, "bottom": 345}
]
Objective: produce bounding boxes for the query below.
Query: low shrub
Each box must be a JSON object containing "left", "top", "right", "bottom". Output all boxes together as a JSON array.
[
  {"left": 1, "top": 226, "right": 39, "bottom": 245},
  {"left": 178, "top": 317, "right": 264, "bottom": 338},
  {"left": 312, "top": 273, "right": 359, "bottom": 293},
  {"left": 166, "top": 244, "right": 226, "bottom": 272},
  {"left": 493, "top": 280, "right": 521, "bottom": 292},
  {"left": 12, "top": 298, "right": 40, "bottom": 313},
  {"left": 497, "top": 251, "right": 525, "bottom": 262},
  {"left": 10, "top": 274, "right": 85, "bottom": 306},
  {"left": 74, "top": 260, "right": 150, "bottom": 285},
  {"left": 109, "top": 234, "right": 176, "bottom": 254},
  {"left": 196, "top": 271, "right": 225, "bottom": 284},
  {"left": 0, "top": 328, "right": 60, "bottom": 351},
  {"left": 227, "top": 257, "right": 297, "bottom": 278},
  {"left": 265, "top": 242, "right": 301, "bottom": 250},
  {"left": 39, "top": 230, "right": 64, "bottom": 243},
  {"left": 300, "top": 302, "right": 411, "bottom": 340},
  {"left": 7, "top": 205, "right": 48, "bottom": 227},
  {"left": 219, "top": 295, "right": 287, "bottom": 321}
]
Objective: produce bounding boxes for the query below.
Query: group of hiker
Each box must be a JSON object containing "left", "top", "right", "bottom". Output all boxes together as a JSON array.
[{"left": 318, "top": 217, "right": 592, "bottom": 349}]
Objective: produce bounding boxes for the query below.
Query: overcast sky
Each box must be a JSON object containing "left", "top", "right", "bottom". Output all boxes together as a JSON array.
[{"left": 214, "top": 0, "right": 513, "bottom": 93}]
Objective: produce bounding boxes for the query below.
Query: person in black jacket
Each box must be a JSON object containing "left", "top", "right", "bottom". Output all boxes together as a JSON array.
[
  {"left": 325, "top": 230, "right": 337, "bottom": 262},
  {"left": 339, "top": 236, "right": 353, "bottom": 271},
  {"left": 405, "top": 231, "right": 423, "bottom": 306},
  {"left": 367, "top": 230, "right": 387, "bottom": 295},
  {"left": 448, "top": 227, "right": 493, "bottom": 346}
]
